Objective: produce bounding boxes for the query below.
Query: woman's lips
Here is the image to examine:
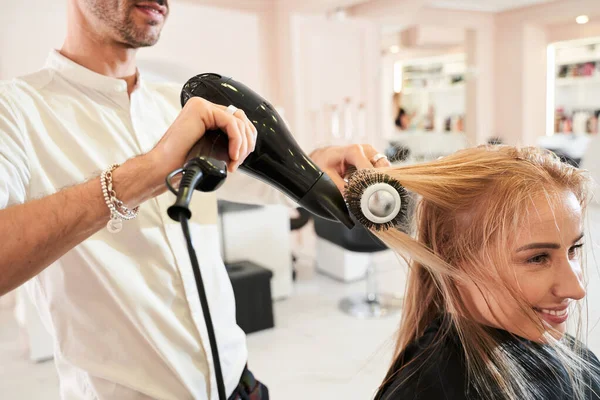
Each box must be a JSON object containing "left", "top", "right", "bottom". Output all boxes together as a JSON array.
[{"left": 534, "top": 306, "right": 569, "bottom": 324}]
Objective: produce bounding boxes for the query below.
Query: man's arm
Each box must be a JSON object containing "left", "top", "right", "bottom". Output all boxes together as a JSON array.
[
  {"left": 0, "top": 96, "right": 257, "bottom": 296},
  {"left": 0, "top": 155, "right": 161, "bottom": 295}
]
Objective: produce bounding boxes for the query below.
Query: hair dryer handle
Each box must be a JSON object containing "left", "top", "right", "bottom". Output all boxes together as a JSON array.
[{"left": 186, "top": 130, "right": 230, "bottom": 164}]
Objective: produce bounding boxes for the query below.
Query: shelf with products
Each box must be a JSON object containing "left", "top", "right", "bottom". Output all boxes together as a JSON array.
[
  {"left": 394, "top": 54, "right": 466, "bottom": 134},
  {"left": 556, "top": 61, "right": 600, "bottom": 80},
  {"left": 550, "top": 40, "right": 600, "bottom": 137},
  {"left": 553, "top": 107, "right": 600, "bottom": 135}
]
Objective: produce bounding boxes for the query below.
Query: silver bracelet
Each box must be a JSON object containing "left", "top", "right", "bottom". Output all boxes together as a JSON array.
[{"left": 101, "top": 164, "right": 139, "bottom": 233}]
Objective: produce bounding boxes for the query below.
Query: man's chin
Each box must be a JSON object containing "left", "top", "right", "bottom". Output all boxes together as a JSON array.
[
  {"left": 135, "top": 36, "right": 160, "bottom": 47},
  {"left": 122, "top": 30, "right": 161, "bottom": 48},
  {"left": 123, "top": 15, "right": 164, "bottom": 47}
]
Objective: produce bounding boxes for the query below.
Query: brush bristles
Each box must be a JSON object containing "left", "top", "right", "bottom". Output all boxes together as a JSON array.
[{"left": 345, "top": 170, "right": 409, "bottom": 232}]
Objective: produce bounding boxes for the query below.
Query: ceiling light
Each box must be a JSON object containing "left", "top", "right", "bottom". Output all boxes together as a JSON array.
[
  {"left": 576, "top": 15, "right": 589, "bottom": 25},
  {"left": 330, "top": 7, "right": 347, "bottom": 20},
  {"left": 389, "top": 45, "right": 400, "bottom": 54}
]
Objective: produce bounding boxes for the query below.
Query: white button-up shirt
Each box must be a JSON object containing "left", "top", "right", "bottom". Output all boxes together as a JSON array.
[{"left": 0, "top": 50, "right": 291, "bottom": 400}]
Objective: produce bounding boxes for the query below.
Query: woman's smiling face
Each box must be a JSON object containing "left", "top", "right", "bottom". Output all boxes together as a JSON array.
[{"left": 461, "top": 189, "right": 586, "bottom": 341}]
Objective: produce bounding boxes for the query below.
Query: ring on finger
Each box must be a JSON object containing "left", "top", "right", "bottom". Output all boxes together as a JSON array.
[
  {"left": 226, "top": 105, "right": 239, "bottom": 115},
  {"left": 370, "top": 153, "right": 388, "bottom": 165}
]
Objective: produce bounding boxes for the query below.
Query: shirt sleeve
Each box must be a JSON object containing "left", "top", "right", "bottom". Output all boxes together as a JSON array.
[{"left": 0, "top": 86, "right": 31, "bottom": 209}]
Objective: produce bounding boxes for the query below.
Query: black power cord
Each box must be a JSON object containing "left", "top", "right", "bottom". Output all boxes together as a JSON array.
[
  {"left": 179, "top": 216, "right": 227, "bottom": 400},
  {"left": 167, "top": 158, "right": 228, "bottom": 400}
]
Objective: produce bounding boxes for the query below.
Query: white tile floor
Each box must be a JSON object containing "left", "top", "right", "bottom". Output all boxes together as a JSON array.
[{"left": 3, "top": 207, "right": 600, "bottom": 400}]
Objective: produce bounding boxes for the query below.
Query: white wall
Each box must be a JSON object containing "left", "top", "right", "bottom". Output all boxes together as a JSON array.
[
  {"left": 522, "top": 23, "right": 548, "bottom": 146},
  {"left": 0, "top": 1, "right": 67, "bottom": 79},
  {"left": 291, "top": 15, "right": 380, "bottom": 151},
  {"left": 138, "top": 2, "right": 264, "bottom": 94}
]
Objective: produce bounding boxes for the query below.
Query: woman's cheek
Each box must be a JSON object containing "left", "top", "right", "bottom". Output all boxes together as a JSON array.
[{"left": 514, "top": 268, "right": 554, "bottom": 306}]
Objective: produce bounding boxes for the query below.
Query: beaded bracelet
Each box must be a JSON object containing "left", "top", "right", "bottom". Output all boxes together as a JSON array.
[{"left": 100, "top": 164, "right": 140, "bottom": 233}]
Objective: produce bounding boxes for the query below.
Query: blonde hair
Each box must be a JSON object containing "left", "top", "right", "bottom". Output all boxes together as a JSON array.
[{"left": 370, "top": 145, "right": 597, "bottom": 399}]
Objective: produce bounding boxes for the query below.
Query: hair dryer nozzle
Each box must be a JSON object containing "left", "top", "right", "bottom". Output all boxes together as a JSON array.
[{"left": 299, "top": 173, "right": 355, "bottom": 229}]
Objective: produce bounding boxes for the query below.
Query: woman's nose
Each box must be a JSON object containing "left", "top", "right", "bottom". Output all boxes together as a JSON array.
[{"left": 552, "top": 260, "right": 586, "bottom": 301}]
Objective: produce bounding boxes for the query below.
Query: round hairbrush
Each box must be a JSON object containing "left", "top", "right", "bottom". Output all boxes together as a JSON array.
[{"left": 345, "top": 170, "right": 409, "bottom": 231}]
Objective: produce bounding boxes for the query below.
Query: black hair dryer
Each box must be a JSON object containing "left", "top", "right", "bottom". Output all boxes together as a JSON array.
[{"left": 180, "top": 73, "right": 355, "bottom": 229}]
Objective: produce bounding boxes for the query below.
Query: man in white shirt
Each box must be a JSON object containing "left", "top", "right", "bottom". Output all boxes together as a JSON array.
[{"left": 0, "top": 1, "right": 390, "bottom": 399}]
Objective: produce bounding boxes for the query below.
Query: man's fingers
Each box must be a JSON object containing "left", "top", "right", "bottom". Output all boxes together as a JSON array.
[
  {"left": 344, "top": 144, "right": 374, "bottom": 170},
  {"left": 361, "top": 144, "right": 391, "bottom": 168},
  {"left": 245, "top": 121, "right": 256, "bottom": 154},
  {"left": 214, "top": 104, "right": 256, "bottom": 168},
  {"left": 372, "top": 153, "right": 391, "bottom": 168},
  {"left": 345, "top": 144, "right": 391, "bottom": 169},
  {"left": 327, "top": 169, "right": 347, "bottom": 193},
  {"left": 210, "top": 107, "right": 243, "bottom": 168},
  {"left": 234, "top": 119, "right": 248, "bottom": 171}
]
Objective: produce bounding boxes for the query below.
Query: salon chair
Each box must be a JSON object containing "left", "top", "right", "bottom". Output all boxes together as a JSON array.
[
  {"left": 313, "top": 216, "right": 402, "bottom": 318},
  {"left": 547, "top": 148, "right": 581, "bottom": 168},
  {"left": 385, "top": 143, "right": 411, "bottom": 163}
]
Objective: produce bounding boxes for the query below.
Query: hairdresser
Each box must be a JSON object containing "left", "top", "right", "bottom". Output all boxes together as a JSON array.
[{"left": 0, "top": 1, "right": 390, "bottom": 399}]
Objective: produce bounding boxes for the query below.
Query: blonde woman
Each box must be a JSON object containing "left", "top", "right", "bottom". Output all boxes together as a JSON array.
[{"left": 366, "top": 146, "right": 600, "bottom": 399}]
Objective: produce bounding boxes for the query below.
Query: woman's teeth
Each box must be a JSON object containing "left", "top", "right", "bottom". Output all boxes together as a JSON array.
[{"left": 537, "top": 308, "right": 567, "bottom": 317}]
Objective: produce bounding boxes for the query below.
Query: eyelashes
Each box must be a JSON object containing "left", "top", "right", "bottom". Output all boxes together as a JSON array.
[
  {"left": 527, "top": 253, "right": 550, "bottom": 265},
  {"left": 569, "top": 243, "right": 584, "bottom": 257},
  {"left": 526, "top": 243, "right": 585, "bottom": 265}
]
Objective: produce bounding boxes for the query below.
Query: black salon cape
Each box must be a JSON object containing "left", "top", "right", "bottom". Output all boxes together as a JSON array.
[{"left": 375, "top": 316, "right": 600, "bottom": 400}]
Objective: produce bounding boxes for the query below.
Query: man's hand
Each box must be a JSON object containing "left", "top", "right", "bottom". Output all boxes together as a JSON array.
[
  {"left": 309, "top": 144, "right": 392, "bottom": 191},
  {"left": 151, "top": 97, "right": 257, "bottom": 178}
]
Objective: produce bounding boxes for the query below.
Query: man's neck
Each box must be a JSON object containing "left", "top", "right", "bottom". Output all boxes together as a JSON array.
[{"left": 61, "top": 33, "right": 139, "bottom": 96}]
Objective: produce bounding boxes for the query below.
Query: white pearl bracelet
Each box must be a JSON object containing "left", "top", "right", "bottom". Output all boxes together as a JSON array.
[{"left": 101, "top": 164, "right": 139, "bottom": 233}]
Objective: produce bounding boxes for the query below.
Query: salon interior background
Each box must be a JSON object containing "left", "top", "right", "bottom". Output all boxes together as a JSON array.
[
  {"left": 3, "top": 0, "right": 600, "bottom": 399},
  {"left": 2, "top": 0, "right": 600, "bottom": 152}
]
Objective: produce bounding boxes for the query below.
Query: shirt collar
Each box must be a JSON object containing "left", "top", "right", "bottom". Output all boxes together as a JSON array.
[{"left": 44, "top": 49, "right": 143, "bottom": 93}]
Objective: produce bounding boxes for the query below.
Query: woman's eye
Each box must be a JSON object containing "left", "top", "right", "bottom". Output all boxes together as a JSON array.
[
  {"left": 569, "top": 243, "right": 584, "bottom": 259},
  {"left": 527, "top": 254, "right": 549, "bottom": 264}
]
